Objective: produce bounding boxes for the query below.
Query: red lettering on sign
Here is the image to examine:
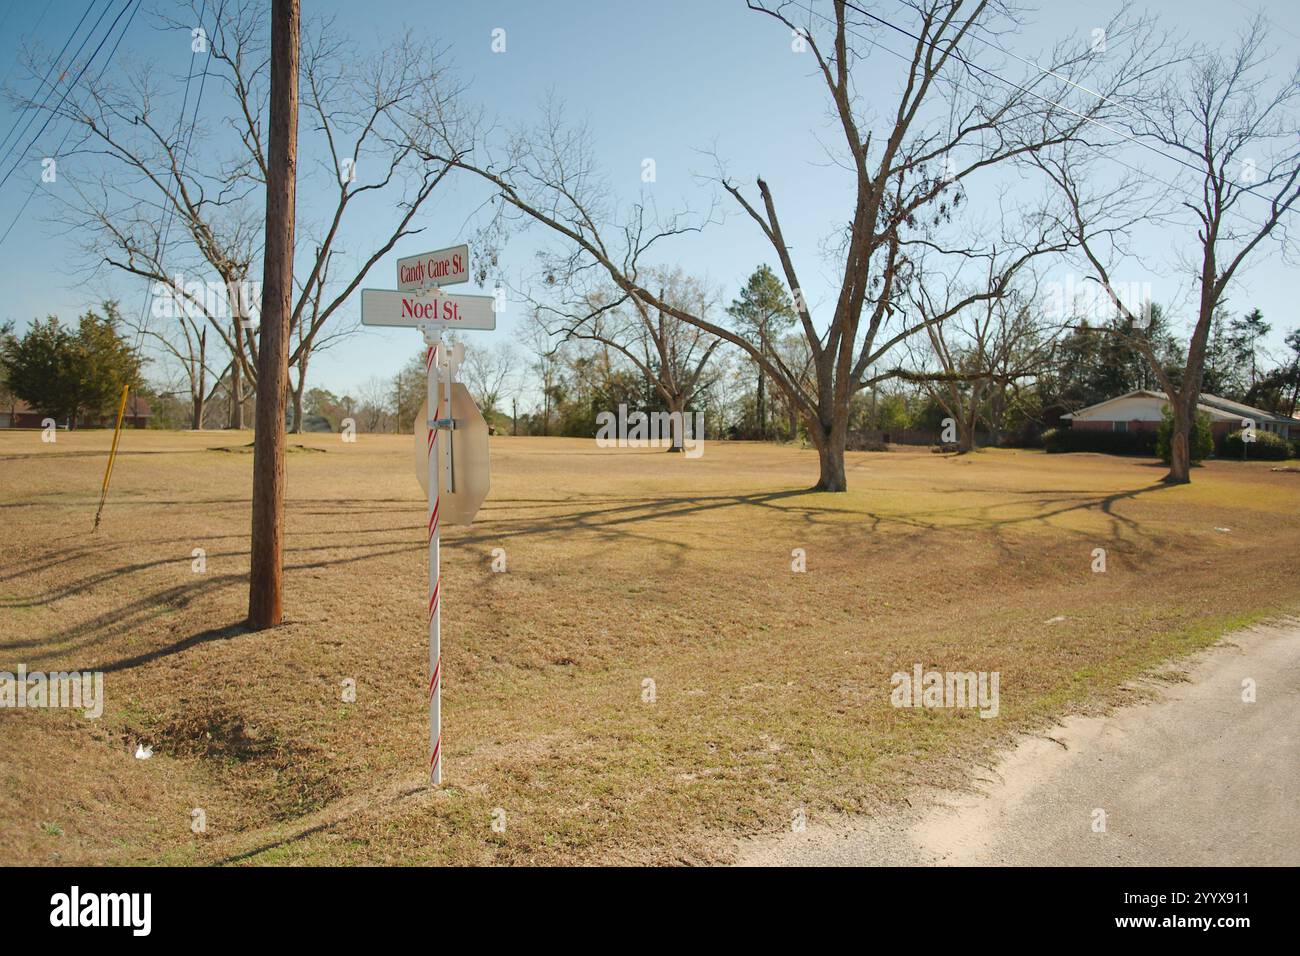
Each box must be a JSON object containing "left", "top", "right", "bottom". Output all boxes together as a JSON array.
[{"left": 400, "top": 297, "right": 443, "bottom": 320}]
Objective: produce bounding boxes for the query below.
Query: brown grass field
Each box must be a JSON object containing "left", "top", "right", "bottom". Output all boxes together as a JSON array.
[{"left": 1, "top": 429, "right": 1298, "bottom": 865}]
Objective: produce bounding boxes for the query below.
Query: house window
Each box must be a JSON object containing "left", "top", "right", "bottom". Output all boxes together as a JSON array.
[{"left": 1112, "top": 421, "right": 1128, "bottom": 433}]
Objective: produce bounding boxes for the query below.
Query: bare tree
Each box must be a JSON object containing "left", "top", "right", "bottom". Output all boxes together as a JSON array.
[
  {"left": 29, "top": 0, "right": 470, "bottom": 428},
  {"left": 419, "top": 1, "right": 1163, "bottom": 490},
  {"left": 356, "top": 375, "right": 394, "bottom": 432},
  {"left": 769, "top": 331, "right": 817, "bottom": 442},
  {"left": 523, "top": 312, "right": 567, "bottom": 437},
  {"left": 120, "top": 291, "right": 233, "bottom": 429},
  {"left": 455, "top": 337, "right": 518, "bottom": 418},
  {"left": 288, "top": 242, "right": 356, "bottom": 432},
  {"left": 903, "top": 273, "right": 1053, "bottom": 451},
  {"left": 1035, "top": 15, "right": 1300, "bottom": 482},
  {"left": 532, "top": 267, "right": 723, "bottom": 451}
]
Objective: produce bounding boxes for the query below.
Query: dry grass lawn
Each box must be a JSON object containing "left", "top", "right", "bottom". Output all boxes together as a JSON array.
[{"left": 1, "top": 429, "right": 1297, "bottom": 865}]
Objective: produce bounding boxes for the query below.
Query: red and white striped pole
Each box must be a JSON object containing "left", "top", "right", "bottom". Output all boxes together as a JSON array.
[{"left": 425, "top": 335, "right": 443, "bottom": 786}]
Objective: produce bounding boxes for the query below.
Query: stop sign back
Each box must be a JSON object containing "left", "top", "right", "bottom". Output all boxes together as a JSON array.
[{"left": 412, "top": 384, "right": 490, "bottom": 525}]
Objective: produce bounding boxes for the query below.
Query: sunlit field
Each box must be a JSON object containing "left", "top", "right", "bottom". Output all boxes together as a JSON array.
[{"left": 2, "top": 429, "right": 1298, "bottom": 865}]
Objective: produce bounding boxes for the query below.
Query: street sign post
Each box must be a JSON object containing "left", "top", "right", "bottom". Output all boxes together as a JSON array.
[{"left": 361, "top": 243, "right": 494, "bottom": 787}]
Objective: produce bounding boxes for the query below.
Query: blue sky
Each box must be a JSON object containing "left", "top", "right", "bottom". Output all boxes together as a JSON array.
[{"left": 1, "top": 0, "right": 1297, "bottom": 400}]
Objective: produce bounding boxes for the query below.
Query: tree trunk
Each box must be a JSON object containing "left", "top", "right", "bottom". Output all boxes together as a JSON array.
[
  {"left": 812, "top": 410, "right": 848, "bottom": 491},
  {"left": 1165, "top": 398, "right": 1192, "bottom": 484},
  {"left": 665, "top": 394, "right": 685, "bottom": 452},
  {"left": 958, "top": 402, "right": 979, "bottom": 453},
  {"left": 289, "top": 362, "right": 306, "bottom": 434},
  {"left": 988, "top": 389, "right": 1003, "bottom": 446},
  {"left": 192, "top": 329, "right": 207, "bottom": 430},
  {"left": 757, "top": 358, "right": 766, "bottom": 440},
  {"left": 815, "top": 439, "right": 846, "bottom": 491},
  {"left": 230, "top": 359, "right": 243, "bottom": 429}
]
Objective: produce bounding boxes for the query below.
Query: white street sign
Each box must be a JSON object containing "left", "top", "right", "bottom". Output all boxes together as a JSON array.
[
  {"left": 397, "top": 244, "right": 469, "bottom": 290},
  {"left": 361, "top": 287, "right": 496, "bottom": 330}
]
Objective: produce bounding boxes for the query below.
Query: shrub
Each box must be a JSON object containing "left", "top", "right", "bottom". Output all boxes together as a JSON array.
[
  {"left": 1220, "top": 428, "right": 1291, "bottom": 460},
  {"left": 1155, "top": 406, "right": 1213, "bottom": 464},
  {"left": 845, "top": 430, "right": 888, "bottom": 452},
  {"left": 1042, "top": 426, "right": 1158, "bottom": 456},
  {"left": 998, "top": 421, "right": 1046, "bottom": 448}
]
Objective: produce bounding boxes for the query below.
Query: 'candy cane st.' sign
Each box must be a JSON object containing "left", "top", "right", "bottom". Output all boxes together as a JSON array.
[{"left": 397, "top": 244, "right": 469, "bottom": 291}]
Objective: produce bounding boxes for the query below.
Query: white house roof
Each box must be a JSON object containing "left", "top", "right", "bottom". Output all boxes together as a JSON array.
[
  {"left": 1061, "top": 389, "right": 1296, "bottom": 425},
  {"left": 1196, "top": 393, "right": 1300, "bottom": 426}
]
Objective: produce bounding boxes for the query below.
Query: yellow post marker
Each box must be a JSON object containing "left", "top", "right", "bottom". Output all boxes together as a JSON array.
[{"left": 93, "top": 384, "right": 131, "bottom": 532}]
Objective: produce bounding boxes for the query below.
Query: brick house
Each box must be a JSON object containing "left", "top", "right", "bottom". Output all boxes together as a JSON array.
[
  {"left": 0, "top": 396, "right": 152, "bottom": 429},
  {"left": 1062, "top": 390, "right": 1298, "bottom": 442}
]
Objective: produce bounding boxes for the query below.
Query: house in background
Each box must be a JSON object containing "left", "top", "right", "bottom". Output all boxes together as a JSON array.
[
  {"left": 0, "top": 399, "right": 49, "bottom": 429},
  {"left": 0, "top": 396, "right": 152, "bottom": 429},
  {"left": 1063, "top": 390, "right": 1298, "bottom": 441}
]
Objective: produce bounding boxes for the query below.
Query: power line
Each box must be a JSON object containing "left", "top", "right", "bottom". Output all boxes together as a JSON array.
[
  {"left": 0, "top": 0, "right": 102, "bottom": 163},
  {"left": 0, "top": 0, "right": 141, "bottom": 248},
  {"left": 953, "top": 9, "right": 1153, "bottom": 126},
  {"left": 782, "top": 1, "right": 1196, "bottom": 210},
  {"left": 0, "top": 0, "right": 135, "bottom": 196},
  {"left": 0, "top": 4, "right": 56, "bottom": 103},
  {"left": 840, "top": 0, "right": 1209, "bottom": 178},
  {"left": 793, "top": 0, "right": 1293, "bottom": 221}
]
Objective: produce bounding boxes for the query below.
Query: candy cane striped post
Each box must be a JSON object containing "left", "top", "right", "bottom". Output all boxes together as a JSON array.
[{"left": 425, "top": 336, "right": 443, "bottom": 786}]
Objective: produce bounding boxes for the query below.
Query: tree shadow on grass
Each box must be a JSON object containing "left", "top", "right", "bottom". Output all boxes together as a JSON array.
[
  {"left": 8, "top": 481, "right": 1177, "bottom": 672},
  {"left": 99, "top": 622, "right": 250, "bottom": 673}
]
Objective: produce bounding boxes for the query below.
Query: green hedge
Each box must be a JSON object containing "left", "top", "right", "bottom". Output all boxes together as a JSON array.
[
  {"left": 1042, "top": 427, "right": 1158, "bottom": 456},
  {"left": 1220, "top": 428, "right": 1291, "bottom": 460},
  {"left": 1156, "top": 406, "right": 1214, "bottom": 464}
]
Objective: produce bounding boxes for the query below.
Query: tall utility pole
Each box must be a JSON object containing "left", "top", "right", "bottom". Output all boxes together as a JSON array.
[{"left": 248, "top": 0, "right": 300, "bottom": 630}]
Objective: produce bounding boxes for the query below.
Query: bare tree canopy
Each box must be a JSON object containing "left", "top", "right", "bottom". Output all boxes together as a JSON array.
[
  {"left": 525, "top": 266, "right": 723, "bottom": 450},
  {"left": 902, "top": 273, "right": 1054, "bottom": 451},
  {"left": 416, "top": 0, "right": 1168, "bottom": 490},
  {"left": 1034, "top": 13, "right": 1300, "bottom": 482},
  {"left": 455, "top": 337, "right": 519, "bottom": 418},
  {"left": 22, "top": 0, "right": 470, "bottom": 428}
]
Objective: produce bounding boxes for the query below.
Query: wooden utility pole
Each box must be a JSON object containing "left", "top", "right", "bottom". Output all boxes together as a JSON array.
[{"left": 248, "top": 0, "right": 300, "bottom": 629}]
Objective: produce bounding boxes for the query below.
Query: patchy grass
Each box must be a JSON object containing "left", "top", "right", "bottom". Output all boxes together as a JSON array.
[{"left": 1, "top": 430, "right": 1297, "bottom": 865}]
